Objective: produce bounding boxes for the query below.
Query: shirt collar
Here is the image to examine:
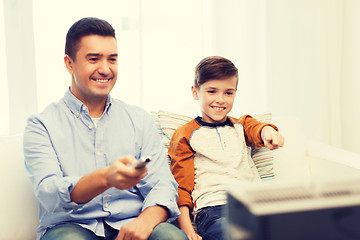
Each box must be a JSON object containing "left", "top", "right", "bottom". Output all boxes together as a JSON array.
[
  {"left": 63, "top": 87, "right": 112, "bottom": 117},
  {"left": 195, "top": 116, "right": 233, "bottom": 128}
]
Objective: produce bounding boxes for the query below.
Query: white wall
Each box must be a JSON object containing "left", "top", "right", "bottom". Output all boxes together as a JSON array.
[
  {"left": 210, "top": 0, "right": 359, "bottom": 154},
  {"left": 341, "top": 0, "right": 360, "bottom": 154},
  {"left": 3, "top": 0, "right": 37, "bottom": 134},
  {"left": 210, "top": 0, "right": 268, "bottom": 116},
  {"left": 266, "top": 0, "right": 344, "bottom": 147},
  {"left": 0, "top": 0, "right": 9, "bottom": 135}
]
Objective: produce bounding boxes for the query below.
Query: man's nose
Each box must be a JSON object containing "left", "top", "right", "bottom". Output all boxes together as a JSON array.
[{"left": 98, "top": 61, "right": 111, "bottom": 75}]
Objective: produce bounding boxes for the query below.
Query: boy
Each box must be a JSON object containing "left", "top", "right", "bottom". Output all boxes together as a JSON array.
[{"left": 168, "top": 56, "right": 284, "bottom": 240}]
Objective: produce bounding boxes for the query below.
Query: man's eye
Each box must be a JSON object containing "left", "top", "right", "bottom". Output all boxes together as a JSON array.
[
  {"left": 109, "top": 58, "right": 117, "bottom": 63},
  {"left": 89, "top": 58, "right": 98, "bottom": 62}
]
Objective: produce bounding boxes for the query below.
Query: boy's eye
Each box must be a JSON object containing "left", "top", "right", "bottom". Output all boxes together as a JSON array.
[
  {"left": 226, "top": 91, "right": 234, "bottom": 95},
  {"left": 207, "top": 90, "right": 216, "bottom": 94},
  {"left": 109, "top": 58, "right": 117, "bottom": 63},
  {"left": 89, "top": 58, "right": 98, "bottom": 62}
]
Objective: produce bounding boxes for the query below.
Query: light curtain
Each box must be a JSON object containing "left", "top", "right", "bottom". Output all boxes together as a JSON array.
[
  {"left": 210, "top": 0, "right": 359, "bottom": 154},
  {"left": 2, "top": 0, "right": 359, "bottom": 154}
]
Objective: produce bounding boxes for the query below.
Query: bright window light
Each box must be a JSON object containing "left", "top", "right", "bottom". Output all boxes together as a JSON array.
[
  {"left": 32, "top": 0, "right": 141, "bottom": 112},
  {"left": 0, "top": 0, "right": 10, "bottom": 135}
]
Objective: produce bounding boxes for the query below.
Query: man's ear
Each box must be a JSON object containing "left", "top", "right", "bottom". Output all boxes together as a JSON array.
[
  {"left": 191, "top": 85, "right": 199, "bottom": 100},
  {"left": 64, "top": 55, "right": 74, "bottom": 74}
]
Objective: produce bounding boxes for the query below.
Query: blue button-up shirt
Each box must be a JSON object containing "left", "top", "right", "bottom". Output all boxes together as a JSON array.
[{"left": 23, "top": 89, "right": 180, "bottom": 239}]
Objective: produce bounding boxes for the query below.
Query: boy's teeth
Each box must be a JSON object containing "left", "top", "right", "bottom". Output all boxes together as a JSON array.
[{"left": 213, "top": 107, "right": 224, "bottom": 111}]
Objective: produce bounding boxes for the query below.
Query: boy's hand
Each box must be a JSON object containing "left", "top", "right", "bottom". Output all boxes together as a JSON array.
[
  {"left": 187, "top": 232, "right": 202, "bottom": 240},
  {"left": 261, "top": 126, "right": 285, "bottom": 150}
]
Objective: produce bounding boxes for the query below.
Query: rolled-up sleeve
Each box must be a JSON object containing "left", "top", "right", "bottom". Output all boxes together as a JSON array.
[
  {"left": 135, "top": 112, "right": 180, "bottom": 222},
  {"left": 24, "top": 116, "right": 82, "bottom": 213}
]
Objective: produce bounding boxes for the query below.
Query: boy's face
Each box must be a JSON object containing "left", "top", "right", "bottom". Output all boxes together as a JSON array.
[
  {"left": 192, "top": 76, "right": 237, "bottom": 124},
  {"left": 65, "top": 35, "right": 118, "bottom": 105}
]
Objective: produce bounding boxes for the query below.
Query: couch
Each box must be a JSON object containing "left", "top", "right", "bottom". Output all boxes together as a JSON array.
[{"left": 2, "top": 110, "right": 360, "bottom": 240}]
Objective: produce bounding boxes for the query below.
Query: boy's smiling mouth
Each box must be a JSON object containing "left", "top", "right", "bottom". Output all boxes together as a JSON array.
[{"left": 212, "top": 106, "right": 226, "bottom": 112}]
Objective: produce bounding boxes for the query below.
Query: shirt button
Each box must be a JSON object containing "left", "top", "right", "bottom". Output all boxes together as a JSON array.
[
  {"left": 76, "top": 112, "right": 79, "bottom": 117},
  {"left": 105, "top": 203, "right": 109, "bottom": 208},
  {"left": 82, "top": 106, "right": 86, "bottom": 111},
  {"left": 97, "top": 152, "right": 101, "bottom": 156},
  {"left": 89, "top": 125, "right": 93, "bottom": 129}
]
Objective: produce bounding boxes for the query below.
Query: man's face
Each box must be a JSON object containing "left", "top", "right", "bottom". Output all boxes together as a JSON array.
[
  {"left": 192, "top": 76, "right": 237, "bottom": 124},
  {"left": 65, "top": 35, "right": 118, "bottom": 104}
]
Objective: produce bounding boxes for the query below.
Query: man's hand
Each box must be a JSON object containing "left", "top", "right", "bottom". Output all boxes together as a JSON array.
[
  {"left": 105, "top": 155, "right": 148, "bottom": 190},
  {"left": 116, "top": 217, "right": 153, "bottom": 240},
  {"left": 71, "top": 155, "right": 147, "bottom": 204},
  {"left": 261, "top": 126, "right": 285, "bottom": 150},
  {"left": 116, "top": 206, "right": 169, "bottom": 240}
]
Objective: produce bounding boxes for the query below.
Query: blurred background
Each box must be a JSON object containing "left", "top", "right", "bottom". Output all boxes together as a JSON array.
[{"left": 1, "top": 0, "right": 359, "bottom": 154}]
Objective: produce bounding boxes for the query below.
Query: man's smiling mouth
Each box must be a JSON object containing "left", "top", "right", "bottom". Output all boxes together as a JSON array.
[{"left": 92, "top": 78, "right": 111, "bottom": 83}]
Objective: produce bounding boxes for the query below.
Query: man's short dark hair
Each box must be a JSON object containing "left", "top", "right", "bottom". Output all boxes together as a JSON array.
[
  {"left": 65, "top": 17, "right": 116, "bottom": 60},
  {"left": 194, "top": 56, "right": 238, "bottom": 88}
]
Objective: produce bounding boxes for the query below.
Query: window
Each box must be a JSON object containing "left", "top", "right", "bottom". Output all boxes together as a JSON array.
[
  {"left": 32, "top": 0, "right": 209, "bottom": 117},
  {"left": 32, "top": 0, "right": 141, "bottom": 112},
  {"left": 0, "top": 0, "right": 9, "bottom": 135}
]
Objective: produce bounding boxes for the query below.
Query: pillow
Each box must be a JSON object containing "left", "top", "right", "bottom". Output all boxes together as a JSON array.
[
  {"left": 151, "top": 110, "right": 275, "bottom": 180},
  {"left": 251, "top": 112, "right": 275, "bottom": 180},
  {"left": 151, "top": 110, "right": 193, "bottom": 164}
]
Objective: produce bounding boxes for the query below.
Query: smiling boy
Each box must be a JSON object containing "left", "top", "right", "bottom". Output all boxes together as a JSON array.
[{"left": 168, "top": 56, "right": 284, "bottom": 240}]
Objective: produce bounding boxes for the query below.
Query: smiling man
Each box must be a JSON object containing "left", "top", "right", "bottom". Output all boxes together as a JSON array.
[
  {"left": 23, "top": 17, "right": 187, "bottom": 240},
  {"left": 65, "top": 34, "right": 118, "bottom": 115}
]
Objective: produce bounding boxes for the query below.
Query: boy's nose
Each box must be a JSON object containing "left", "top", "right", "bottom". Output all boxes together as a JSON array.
[{"left": 215, "top": 94, "right": 225, "bottom": 103}]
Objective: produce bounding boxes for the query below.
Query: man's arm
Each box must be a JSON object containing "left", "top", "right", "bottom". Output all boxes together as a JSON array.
[
  {"left": 71, "top": 155, "right": 147, "bottom": 204},
  {"left": 116, "top": 205, "right": 169, "bottom": 240}
]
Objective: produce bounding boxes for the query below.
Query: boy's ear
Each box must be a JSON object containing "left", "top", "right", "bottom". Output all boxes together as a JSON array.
[
  {"left": 191, "top": 85, "right": 199, "bottom": 100},
  {"left": 64, "top": 55, "right": 74, "bottom": 74}
]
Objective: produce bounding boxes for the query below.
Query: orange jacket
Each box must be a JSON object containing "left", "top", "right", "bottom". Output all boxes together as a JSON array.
[{"left": 168, "top": 115, "right": 278, "bottom": 211}]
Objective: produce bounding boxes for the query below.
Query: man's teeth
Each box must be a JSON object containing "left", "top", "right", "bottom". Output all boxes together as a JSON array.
[{"left": 95, "top": 79, "right": 109, "bottom": 83}]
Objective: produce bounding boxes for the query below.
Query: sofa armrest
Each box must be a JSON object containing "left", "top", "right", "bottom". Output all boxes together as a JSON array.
[
  {"left": 0, "top": 134, "right": 38, "bottom": 240},
  {"left": 306, "top": 140, "right": 360, "bottom": 180},
  {"left": 306, "top": 140, "right": 360, "bottom": 169}
]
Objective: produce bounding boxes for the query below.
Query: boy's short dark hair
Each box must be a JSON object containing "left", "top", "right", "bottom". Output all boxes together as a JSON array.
[
  {"left": 194, "top": 56, "right": 238, "bottom": 88},
  {"left": 65, "top": 17, "right": 116, "bottom": 60}
]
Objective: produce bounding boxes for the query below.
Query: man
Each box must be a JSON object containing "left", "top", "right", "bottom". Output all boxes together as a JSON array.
[{"left": 24, "top": 17, "right": 187, "bottom": 240}]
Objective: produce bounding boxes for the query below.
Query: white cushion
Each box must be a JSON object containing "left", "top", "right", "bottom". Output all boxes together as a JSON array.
[{"left": 0, "top": 134, "right": 38, "bottom": 240}]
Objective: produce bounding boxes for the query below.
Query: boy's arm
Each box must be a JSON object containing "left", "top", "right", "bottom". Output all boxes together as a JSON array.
[
  {"left": 168, "top": 123, "right": 200, "bottom": 238},
  {"left": 239, "top": 115, "right": 280, "bottom": 148},
  {"left": 168, "top": 124, "right": 196, "bottom": 211},
  {"left": 261, "top": 126, "right": 285, "bottom": 150},
  {"left": 178, "top": 206, "right": 202, "bottom": 240}
]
